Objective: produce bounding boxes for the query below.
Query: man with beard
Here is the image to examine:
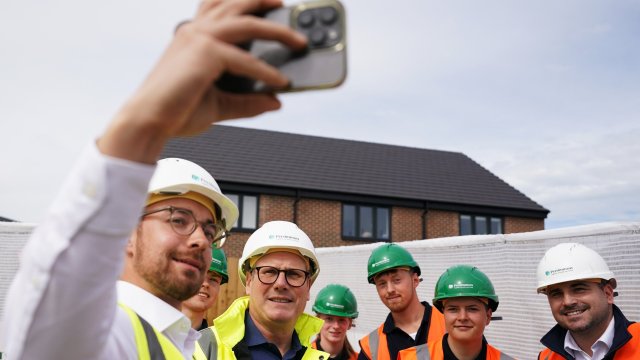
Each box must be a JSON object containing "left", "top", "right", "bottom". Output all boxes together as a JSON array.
[
  {"left": 0, "top": 0, "right": 308, "bottom": 357},
  {"left": 358, "top": 244, "right": 445, "bottom": 360},
  {"left": 536, "top": 243, "right": 639, "bottom": 360},
  {"left": 196, "top": 221, "right": 329, "bottom": 360},
  {"left": 182, "top": 248, "right": 229, "bottom": 330}
]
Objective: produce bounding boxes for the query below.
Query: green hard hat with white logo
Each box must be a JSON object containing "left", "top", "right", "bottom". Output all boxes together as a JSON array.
[
  {"left": 433, "top": 265, "right": 498, "bottom": 312},
  {"left": 210, "top": 248, "right": 229, "bottom": 284},
  {"left": 367, "top": 243, "right": 421, "bottom": 284},
  {"left": 313, "top": 284, "right": 359, "bottom": 318}
]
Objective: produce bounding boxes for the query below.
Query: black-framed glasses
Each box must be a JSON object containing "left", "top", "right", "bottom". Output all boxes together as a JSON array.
[
  {"left": 253, "top": 266, "right": 310, "bottom": 287},
  {"left": 141, "top": 206, "right": 229, "bottom": 248}
]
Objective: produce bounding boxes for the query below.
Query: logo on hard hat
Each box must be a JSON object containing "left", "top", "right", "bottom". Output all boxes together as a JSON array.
[
  {"left": 371, "top": 258, "right": 390, "bottom": 268},
  {"left": 212, "top": 258, "right": 222, "bottom": 265},
  {"left": 326, "top": 302, "right": 345, "bottom": 309},
  {"left": 269, "top": 234, "right": 301, "bottom": 242},
  {"left": 546, "top": 267, "right": 573, "bottom": 277},
  {"left": 449, "top": 283, "right": 473, "bottom": 289}
]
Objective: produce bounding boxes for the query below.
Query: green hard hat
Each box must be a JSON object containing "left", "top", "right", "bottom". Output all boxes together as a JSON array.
[
  {"left": 210, "top": 248, "right": 229, "bottom": 284},
  {"left": 433, "top": 265, "right": 498, "bottom": 312},
  {"left": 367, "top": 243, "right": 420, "bottom": 284},
  {"left": 313, "top": 284, "right": 359, "bottom": 318}
]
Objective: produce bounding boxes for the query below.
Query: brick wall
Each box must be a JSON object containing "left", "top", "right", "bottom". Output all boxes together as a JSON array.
[
  {"left": 392, "top": 207, "right": 424, "bottom": 241},
  {"left": 504, "top": 216, "right": 544, "bottom": 233},
  {"left": 426, "top": 210, "right": 460, "bottom": 238},
  {"left": 297, "top": 199, "right": 342, "bottom": 247}
]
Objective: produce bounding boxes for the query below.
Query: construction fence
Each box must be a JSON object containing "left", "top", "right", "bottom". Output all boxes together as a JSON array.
[{"left": 1, "top": 221, "right": 639, "bottom": 360}]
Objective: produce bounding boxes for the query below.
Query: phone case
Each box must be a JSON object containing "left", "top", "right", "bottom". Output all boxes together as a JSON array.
[{"left": 215, "top": 0, "right": 347, "bottom": 93}]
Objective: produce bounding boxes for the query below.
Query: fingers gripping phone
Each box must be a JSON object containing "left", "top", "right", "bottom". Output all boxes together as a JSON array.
[{"left": 215, "top": 0, "right": 347, "bottom": 93}]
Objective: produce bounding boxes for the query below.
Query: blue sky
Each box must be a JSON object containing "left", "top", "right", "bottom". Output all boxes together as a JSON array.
[{"left": 1, "top": 0, "right": 639, "bottom": 229}]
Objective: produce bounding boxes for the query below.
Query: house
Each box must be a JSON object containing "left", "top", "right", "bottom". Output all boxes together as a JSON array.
[{"left": 162, "top": 125, "right": 548, "bottom": 259}]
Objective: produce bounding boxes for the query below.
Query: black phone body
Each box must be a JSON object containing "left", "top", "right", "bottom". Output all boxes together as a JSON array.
[{"left": 215, "top": 0, "right": 347, "bottom": 93}]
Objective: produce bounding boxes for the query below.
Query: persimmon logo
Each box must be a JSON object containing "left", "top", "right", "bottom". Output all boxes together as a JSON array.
[{"left": 545, "top": 267, "right": 573, "bottom": 276}]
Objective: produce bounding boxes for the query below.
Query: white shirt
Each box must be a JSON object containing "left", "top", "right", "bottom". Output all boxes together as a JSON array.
[
  {"left": 564, "top": 317, "right": 615, "bottom": 360},
  {"left": 0, "top": 144, "right": 196, "bottom": 359},
  {"left": 118, "top": 281, "right": 200, "bottom": 357}
]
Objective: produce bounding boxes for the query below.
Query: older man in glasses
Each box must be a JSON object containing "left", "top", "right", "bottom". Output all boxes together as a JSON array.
[{"left": 196, "top": 221, "right": 329, "bottom": 360}]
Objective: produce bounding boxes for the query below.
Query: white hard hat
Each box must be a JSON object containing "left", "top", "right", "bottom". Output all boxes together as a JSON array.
[
  {"left": 536, "top": 242, "right": 615, "bottom": 294},
  {"left": 238, "top": 221, "right": 320, "bottom": 286},
  {"left": 147, "top": 158, "right": 239, "bottom": 230}
]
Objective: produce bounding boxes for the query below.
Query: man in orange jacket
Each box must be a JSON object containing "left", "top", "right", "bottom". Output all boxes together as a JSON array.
[
  {"left": 536, "top": 243, "right": 639, "bottom": 360},
  {"left": 358, "top": 244, "right": 445, "bottom": 360},
  {"left": 397, "top": 265, "right": 514, "bottom": 360}
]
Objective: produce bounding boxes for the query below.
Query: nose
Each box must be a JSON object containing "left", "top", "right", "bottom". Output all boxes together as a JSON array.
[
  {"left": 384, "top": 282, "right": 396, "bottom": 294},
  {"left": 562, "top": 292, "right": 578, "bottom": 307},
  {"left": 188, "top": 224, "right": 210, "bottom": 249},
  {"left": 456, "top": 309, "right": 469, "bottom": 321},
  {"left": 273, "top": 270, "right": 290, "bottom": 288}
]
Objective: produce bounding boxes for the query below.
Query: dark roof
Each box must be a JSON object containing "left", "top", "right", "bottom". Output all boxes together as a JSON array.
[
  {"left": 163, "top": 126, "right": 548, "bottom": 217},
  {"left": 0, "top": 216, "right": 17, "bottom": 222}
]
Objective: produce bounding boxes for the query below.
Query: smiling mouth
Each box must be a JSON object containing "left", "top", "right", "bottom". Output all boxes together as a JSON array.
[
  {"left": 564, "top": 309, "right": 586, "bottom": 316},
  {"left": 270, "top": 297, "right": 292, "bottom": 303}
]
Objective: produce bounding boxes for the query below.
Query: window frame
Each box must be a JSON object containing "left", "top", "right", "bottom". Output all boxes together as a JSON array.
[
  {"left": 341, "top": 203, "right": 391, "bottom": 242},
  {"left": 459, "top": 214, "right": 503, "bottom": 235},
  {"left": 226, "top": 193, "right": 259, "bottom": 232}
]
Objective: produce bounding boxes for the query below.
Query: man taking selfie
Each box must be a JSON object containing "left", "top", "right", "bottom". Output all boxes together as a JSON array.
[{"left": 0, "top": 0, "right": 307, "bottom": 358}]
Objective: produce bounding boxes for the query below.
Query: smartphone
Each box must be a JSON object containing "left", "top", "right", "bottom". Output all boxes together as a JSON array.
[{"left": 215, "top": 0, "right": 347, "bottom": 93}]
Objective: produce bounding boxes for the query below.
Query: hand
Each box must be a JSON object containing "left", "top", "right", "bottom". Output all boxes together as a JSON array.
[{"left": 99, "top": 0, "right": 307, "bottom": 162}]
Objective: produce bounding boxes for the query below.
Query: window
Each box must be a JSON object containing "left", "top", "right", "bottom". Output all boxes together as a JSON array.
[
  {"left": 342, "top": 204, "right": 390, "bottom": 241},
  {"left": 460, "top": 215, "right": 502, "bottom": 235},
  {"left": 226, "top": 193, "right": 258, "bottom": 230}
]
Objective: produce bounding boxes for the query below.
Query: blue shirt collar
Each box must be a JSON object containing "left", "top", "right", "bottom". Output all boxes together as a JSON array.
[{"left": 244, "top": 309, "right": 303, "bottom": 359}]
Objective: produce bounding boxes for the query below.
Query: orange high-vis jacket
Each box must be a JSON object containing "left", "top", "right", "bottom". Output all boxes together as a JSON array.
[
  {"left": 397, "top": 338, "right": 515, "bottom": 360},
  {"left": 358, "top": 306, "right": 445, "bottom": 360},
  {"left": 538, "top": 305, "right": 639, "bottom": 360}
]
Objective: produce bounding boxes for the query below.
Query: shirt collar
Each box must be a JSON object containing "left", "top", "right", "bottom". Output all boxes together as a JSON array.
[
  {"left": 564, "top": 316, "right": 615, "bottom": 358},
  {"left": 117, "top": 281, "right": 199, "bottom": 352},
  {"left": 244, "top": 310, "right": 302, "bottom": 351}
]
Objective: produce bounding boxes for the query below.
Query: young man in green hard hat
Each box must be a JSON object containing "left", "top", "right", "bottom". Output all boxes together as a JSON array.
[
  {"left": 311, "top": 284, "right": 360, "bottom": 360},
  {"left": 358, "top": 243, "right": 445, "bottom": 360},
  {"left": 397, "top": 265, "right": 514, "bottom": 360},
  {"left": 182, "top": 248, "right": 229, "bottom": 330}
]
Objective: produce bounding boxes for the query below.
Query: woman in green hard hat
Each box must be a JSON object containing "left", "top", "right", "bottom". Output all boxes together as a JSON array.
[
  {"left": 312, "top": 284, "right": 359, "bottom": 360},
  {"left": 397, "top": 265, "right": 515, "bottom": 360}
]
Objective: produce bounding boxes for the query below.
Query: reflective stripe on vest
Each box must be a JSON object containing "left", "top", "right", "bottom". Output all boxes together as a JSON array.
[
  {"left": 539, "top": 322, "right": 640, "bottom": 360},
  {"left": 119, "top": 303, "right": 184, "bottom": 360},
  {"left": 363, "top": 307, "right": 445, "bottom": 360},
  {"left": 196, "top": 327, "right": 218, "bottom": 359},
  {"left": 193, "top": 341, "right": 208, "bottom": 360}
]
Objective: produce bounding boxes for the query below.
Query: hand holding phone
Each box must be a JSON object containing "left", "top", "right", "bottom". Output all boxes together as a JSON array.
[{"left": 215, "top": 0, "right": 347, "bottom": 93}]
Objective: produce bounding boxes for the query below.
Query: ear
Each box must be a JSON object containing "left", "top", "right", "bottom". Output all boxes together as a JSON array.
[
  {"left": 245, "top": 272, "right": 252, "bottom": 296},
  {"left": 412, "top": 273, "right": 421, "bottom": 288},
  {"left": 126, "top": 230, "right": 138, "bottom": 257},
  {"left": 486, "top": 308, "right": 493, "bottom": 326},
  {"left": 603, "top": 283, "right": 615, "bottom": 305}
]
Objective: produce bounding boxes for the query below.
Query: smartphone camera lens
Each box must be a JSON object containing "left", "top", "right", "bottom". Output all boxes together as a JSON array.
[
  {"left": 298, "top": 11, "right": 315, "bottom": 28},
  {"left": 319, "top": 7, "right": 337, "bottom": 24},
  {"left": 309, "top": 29, "right": 327, "bottom": 46},
  {"left": 296, "top": 6, "right": 341, "bottom": 49}
]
